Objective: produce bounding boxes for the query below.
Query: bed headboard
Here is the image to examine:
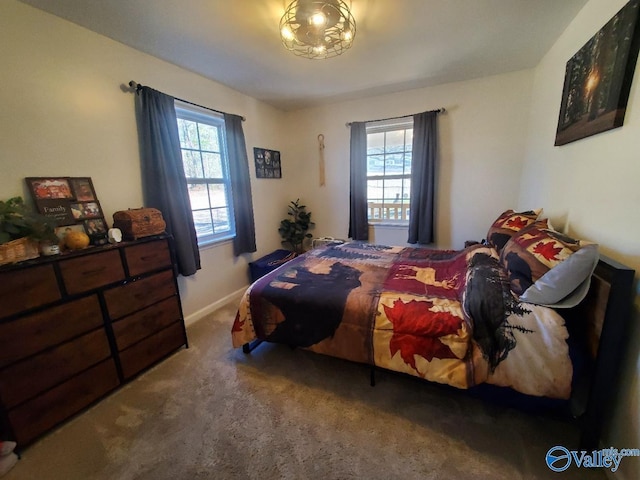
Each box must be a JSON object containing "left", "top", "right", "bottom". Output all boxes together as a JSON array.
[{"left": 567, "top": 255, "right": 635, "bottom": 448}]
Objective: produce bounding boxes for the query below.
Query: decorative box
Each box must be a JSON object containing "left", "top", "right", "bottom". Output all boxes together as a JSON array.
[{"left": 112, "top": 208, "right": 166, "bottom": 240}]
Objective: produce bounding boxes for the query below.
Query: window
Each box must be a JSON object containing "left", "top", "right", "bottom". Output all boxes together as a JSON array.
[
  {"left": 175, "top": 102, "right": 235, "bottom": 245},
  {"left": 366, "top": 118, "right": 413, "bottom": 223}
]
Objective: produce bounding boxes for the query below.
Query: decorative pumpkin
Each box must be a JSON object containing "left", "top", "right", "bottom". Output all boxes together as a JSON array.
[{"left": 65, "top": 231, "right": 90, "bottom": 250}]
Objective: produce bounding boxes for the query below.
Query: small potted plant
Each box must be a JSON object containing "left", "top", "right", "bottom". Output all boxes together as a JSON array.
[
  {"left": 278, "top": 199, "right": 314, "bottom": 254},
  {"left": 0, "top": 196, "right": 59, "bottom": 264}
]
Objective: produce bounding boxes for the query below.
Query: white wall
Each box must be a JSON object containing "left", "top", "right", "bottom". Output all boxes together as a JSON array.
[
  {"left": 282, "top": 69, "right": 534, "bottom": 249},
  {"left": 0, "top": 1, "right": 287, "bottom": 321},
  {"left": 0, "top": 3, "right": 538, "bottom": 318},
  {"left": 521, "top": 1, "right": 640, "bottom": 478}
]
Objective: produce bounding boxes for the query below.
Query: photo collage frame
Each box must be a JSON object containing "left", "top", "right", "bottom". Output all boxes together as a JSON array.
[
  {"left": 253, "top": 147, "right": 282, "bottom": 178},
  {"left": 25, "top": 177, "right": 109, "bottom": 246}
]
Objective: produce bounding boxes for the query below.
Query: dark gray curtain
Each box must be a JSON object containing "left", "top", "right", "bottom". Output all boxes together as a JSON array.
[
  {"left": 134, "top": 86, "right": 201, "bottom": 276},
  {"left": 348, "top": 122, "right": 368, "bottom": 241},
  {"left": 224, "top": 113, "right": 256, "bottom": 256},
  {"left": 408, "top": 111, "right": 438, "bottom": 244}
]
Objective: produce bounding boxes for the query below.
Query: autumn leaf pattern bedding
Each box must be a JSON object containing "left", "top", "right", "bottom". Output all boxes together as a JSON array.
[{"left": 232, "top": 242, "right": 572, "bottom": 399}]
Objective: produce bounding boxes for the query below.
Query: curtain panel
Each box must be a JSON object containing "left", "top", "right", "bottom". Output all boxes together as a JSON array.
[
  {"left": 407, "top": 110, "right": 438, "bottom": 244},
  {"left": 224, "top": 113, "right": 256, "bottom": 256},
  {"left": 348, "top": 122, "right": 368, "bottom": 241},
  {"left": 134, "top": 86, "right": 201, "bottom": 276}
]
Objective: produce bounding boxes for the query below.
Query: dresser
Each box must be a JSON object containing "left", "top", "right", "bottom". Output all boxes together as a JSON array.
[{"left": 0, "top": 235, "right": 187, "bottom": 446}]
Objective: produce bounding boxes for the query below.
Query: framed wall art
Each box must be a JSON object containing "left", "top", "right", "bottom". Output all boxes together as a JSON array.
[
  {"left": 555, "top": 0, "right": 640, "bottom": 146},
  {"left": 25, "top": 176, "right": 108, "bottom": 245},
  {"left": 253, "top": 147, "right": 282, "bottom": 178}
]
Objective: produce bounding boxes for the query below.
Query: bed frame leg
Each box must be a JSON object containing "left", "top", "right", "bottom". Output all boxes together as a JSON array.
[
  {"left": 242, "top": 339, "right": 263, "bottom": 354},
  {"left": 370, "top": 366, "right": 376, "bottom": 387}
]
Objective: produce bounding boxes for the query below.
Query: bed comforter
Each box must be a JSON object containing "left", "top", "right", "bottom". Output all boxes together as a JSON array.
[{"left": 232, "top": 242, "right": 572, "bottom": 399}]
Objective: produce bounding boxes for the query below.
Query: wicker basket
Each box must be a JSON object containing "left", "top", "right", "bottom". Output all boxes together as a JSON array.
[
  {"left": 0, "top": 237, "right": 40, "bottom": 266},
  {"left": 113, "top": 208, "right": 166, "bottom": 240}
]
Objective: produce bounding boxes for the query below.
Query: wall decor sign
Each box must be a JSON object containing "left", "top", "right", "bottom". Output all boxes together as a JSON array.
[
  {"left": 253, "top": 147, "right": 282, "bottom": 178},
  {"left": 25, "top": 176, "right": 108, "bottom": 245},
  {"left": 555, "top": 0, "right": 640, "bottom": 146}
]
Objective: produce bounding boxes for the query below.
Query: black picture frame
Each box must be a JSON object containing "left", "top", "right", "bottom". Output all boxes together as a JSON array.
[
  {"left": 25, "top": 177, "right": 74, "bottom": 200},
  {"left": 253, "top": 147, "right": 282, "bottom": 178},
  {"left": 84, "top": 218, "right": 109, "bottom": 246},
  {"left": 555, "top": 0, "right": 640, "bottom": 146},
  {"left": 25, "top": 176, "right": 108, "bottom": 245},
  {"left": 69, "top": 177, "right": 97, "bottom": 202},
  {"left": 70, "top": 201, "right": 103, "bottom": 220}
]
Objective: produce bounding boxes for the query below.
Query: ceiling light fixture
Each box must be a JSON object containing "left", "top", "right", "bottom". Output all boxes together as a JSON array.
[{"left": 280, "top": 0, "right": 356, "bottom": 59}]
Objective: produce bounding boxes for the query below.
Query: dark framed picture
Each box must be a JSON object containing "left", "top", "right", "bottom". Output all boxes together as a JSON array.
[
  {"left": 25, "top": 177, "right": 75, "bottom": 226},
  {"left": 83, "top": 218, "right": 109, "bottom": 245},
  {"left": 25, "top": 176, "right": 108, "bottom": 246},
  {"left": 69, "top": 177, "right": 97, "bottom": 201},
  {"left": 25, "top": 177, "right": 74, "bottom": 200},
  {"left": 555, "top": 0, "right": 640, "bottom": 146},
  {"left": 254, "top": 147, "right": 282, "bottom": 178},
  {"left": 70, "top": 201, "right": 103, "bottom": 220},
  {"left": 35, "top": 199, "right": 75, "bottom": 226},
  {"left": 84, "top": 218, "right": 107, "bottom": 235}
]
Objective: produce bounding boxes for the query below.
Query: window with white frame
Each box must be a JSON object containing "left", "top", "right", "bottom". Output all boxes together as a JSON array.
[
  {"left": 175, "top": 102, "right": 235, "bottom": 245},
  {"left": 366, "top": 118, "right": 413, "bottom": 223}
]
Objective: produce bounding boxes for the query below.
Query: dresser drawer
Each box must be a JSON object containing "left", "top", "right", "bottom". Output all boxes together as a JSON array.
[
  {"left": 0, "top": 295, "right": 103, "bottom": 369},
  {"left": 104, "top": 270, "right": 176, "bottom": 320},
  {"left": 113, "top": 296, "right": 182, "bottom": 351},
  {"left": 0, "top": 264, "right": 60, "bottom": 319},
  {"left": 119, "top": 321, "right": 185, "bottom": 379},
  {"left": 0, "top": 328, "right": 111, "bottom": 409},
  {"left": 8, "top": 359, "right": 119, "bottom": 446},
  {"left": 125, "top": 239, "right": 172, "bottom": 277},
  {"left": 59, "top": 250, "right": 125, "bottom": 295}
]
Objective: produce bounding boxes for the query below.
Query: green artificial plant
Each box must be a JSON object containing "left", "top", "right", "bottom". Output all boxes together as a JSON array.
[
  {"left": 0, "top": 196, "right": 58, "bottom": 245},
  {"left": 278, "top": 199, "right": 314, "bottom": 253}
]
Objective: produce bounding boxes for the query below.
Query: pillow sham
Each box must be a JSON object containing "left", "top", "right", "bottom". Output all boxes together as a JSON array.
[
  {"left": 519, "top": 243, "right": 599, "bottom": 308},
  {"left": 486, "top": 209, "right": 542, "bottom": 252},
  {"left": 499, "top": 221, "right": 587, "bottom": 296}
]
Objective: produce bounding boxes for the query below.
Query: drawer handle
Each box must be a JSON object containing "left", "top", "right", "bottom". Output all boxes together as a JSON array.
[{"left": 140, "top": 255, "right": 158, "bottom": 261}]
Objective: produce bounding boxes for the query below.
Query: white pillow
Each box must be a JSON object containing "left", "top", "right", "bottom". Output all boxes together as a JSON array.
[{"left": 519, "top": 244, "right": 599, "bottom": 308}]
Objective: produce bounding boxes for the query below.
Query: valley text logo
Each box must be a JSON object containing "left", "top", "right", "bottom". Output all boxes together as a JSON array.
[{"left": 546, "top": 446, "right": 640, "bottom": 473}]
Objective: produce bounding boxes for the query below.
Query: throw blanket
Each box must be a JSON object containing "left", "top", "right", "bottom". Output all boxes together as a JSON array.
[{"left": 232, "top": 243, "right": 571, "bottom": 399}]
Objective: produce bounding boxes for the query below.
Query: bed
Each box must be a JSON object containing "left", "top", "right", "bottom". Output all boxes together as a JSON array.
[{"left": 232, "top": 210, "right": 635, "bottom": 448}]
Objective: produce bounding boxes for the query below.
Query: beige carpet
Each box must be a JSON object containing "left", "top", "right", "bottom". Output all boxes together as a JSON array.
[{"left": 3, "top": 301, "right": 605, "bottom": 480}]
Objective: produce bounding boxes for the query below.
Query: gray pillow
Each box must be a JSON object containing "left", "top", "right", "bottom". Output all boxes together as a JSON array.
[{"left": 519, "top": 244, "right": 599, "bottom": 308}]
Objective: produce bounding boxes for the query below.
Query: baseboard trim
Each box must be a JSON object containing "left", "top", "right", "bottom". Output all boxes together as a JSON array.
[{"left": 184, "top": 286, "right": 248, "bottom": 327}]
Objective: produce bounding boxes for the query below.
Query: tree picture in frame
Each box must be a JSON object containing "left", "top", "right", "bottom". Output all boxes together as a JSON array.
[{"left": 555, "top": 0, "right": 640, "bottom": 146}]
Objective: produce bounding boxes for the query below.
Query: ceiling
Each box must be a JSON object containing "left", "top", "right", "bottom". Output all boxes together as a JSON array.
[{"left": 19, "top": 0, "right": 589, "bottom": 111}]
